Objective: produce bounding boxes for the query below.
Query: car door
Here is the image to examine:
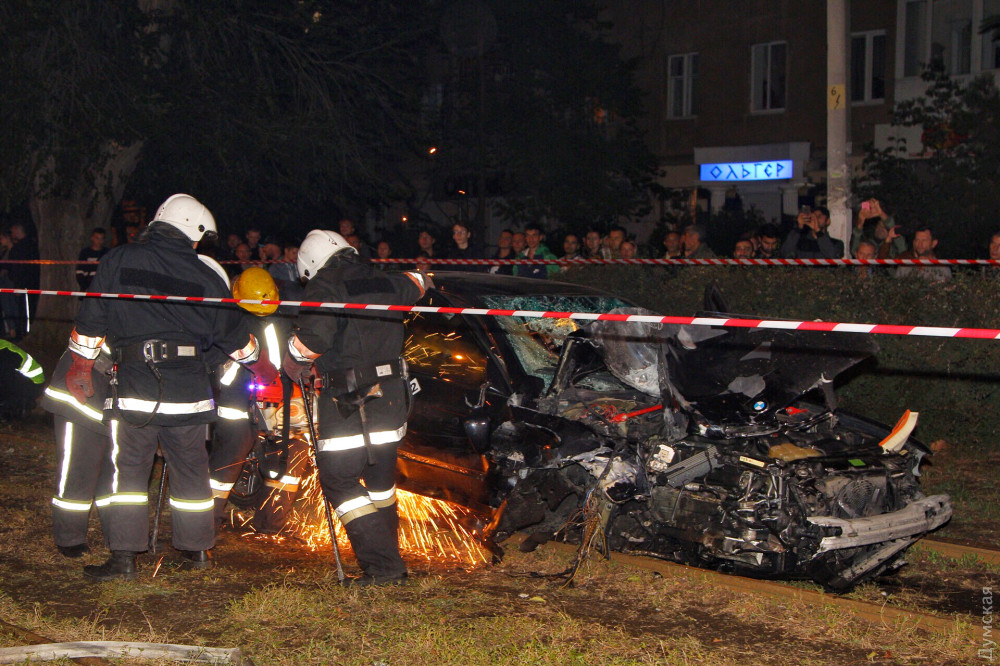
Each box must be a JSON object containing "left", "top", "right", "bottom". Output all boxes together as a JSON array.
[{"left": 397, "top": 301, "right": 508, "bottom": 512}]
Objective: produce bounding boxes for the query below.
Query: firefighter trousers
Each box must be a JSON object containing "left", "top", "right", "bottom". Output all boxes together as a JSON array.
[
  {"left": 208, "top": 417, "right": 255, "bottom": 520},
  {"left": 51, "top": 417, "right": 113, "bottom": 548},
  {"left": 316, "top": 442, "right": 405, "bottom": 579},
  {"left": 252, "top": 435, "right": 310, "bottom": 535},
  {"left": 105, "top": 421, "right": 215, "bottom": 552}
]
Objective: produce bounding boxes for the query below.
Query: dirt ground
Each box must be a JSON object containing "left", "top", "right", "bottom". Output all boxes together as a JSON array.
[{"left": 0, "top": 410, "right": 992, "bottom": 665}]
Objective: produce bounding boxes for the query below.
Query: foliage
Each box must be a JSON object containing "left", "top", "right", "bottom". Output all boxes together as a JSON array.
[
  {"left": 128, "top": 0, "right": 433, "bottom": 230},
  {"left": 430, "top": 0, "right": 659, "bottom": 233},
  {"left": 856, "top": 64, "right": 1000, "bottom": 259},
  {"left": 0, "top": 1, "right": 159, "bottom": 211},
  {"left": 2, "top": 0, "right": 657, "bottom": 242},
  {"left": 0, "top": 0, "right": 433, "bottom": 230}
]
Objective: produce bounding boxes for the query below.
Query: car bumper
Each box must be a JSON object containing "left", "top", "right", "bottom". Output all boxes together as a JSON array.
[{"left": 806, "top": 494, "right": 952, "bottom": 553}]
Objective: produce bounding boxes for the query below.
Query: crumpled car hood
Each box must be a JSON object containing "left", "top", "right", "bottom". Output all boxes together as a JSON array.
[{"left": 591, "top": 309, "right": 878, "bottom": 427}]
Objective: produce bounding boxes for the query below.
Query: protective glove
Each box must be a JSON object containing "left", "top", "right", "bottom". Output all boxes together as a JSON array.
[
  {"left": 281, "top": 351, "right": 312, "bottom": 384},
  {"left": 247, "top": 356, "right": 279, "bottom": 386},
  {"left": 66, "top": 352, "right": 96, "bottom": 405}
]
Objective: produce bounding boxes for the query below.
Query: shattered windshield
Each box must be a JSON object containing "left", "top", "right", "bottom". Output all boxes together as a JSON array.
[{"left": 480, "top": 294, "right": 633, "bottom": 391}]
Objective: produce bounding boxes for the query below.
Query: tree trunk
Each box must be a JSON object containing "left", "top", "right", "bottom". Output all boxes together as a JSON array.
[{"left": 25, "top": 141, "right": 143, "bottom": 369}]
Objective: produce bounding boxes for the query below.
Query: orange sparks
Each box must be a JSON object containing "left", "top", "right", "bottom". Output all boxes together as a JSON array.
[{"left": 239, "top": 467, "right": 491, "bottom": 568}]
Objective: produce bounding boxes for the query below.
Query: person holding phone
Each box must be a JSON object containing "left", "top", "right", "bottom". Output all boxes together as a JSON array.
[
  {"left": 780, "top": 205, "right": 844, "bottom": 259},
  {"left": 851, "top": 198, "right": 907, "bottom": 258}
]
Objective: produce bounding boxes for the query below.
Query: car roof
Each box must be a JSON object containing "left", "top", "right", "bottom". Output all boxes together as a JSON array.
[{"left": 425, "top": 271, "right": 619, "bottom": 306}]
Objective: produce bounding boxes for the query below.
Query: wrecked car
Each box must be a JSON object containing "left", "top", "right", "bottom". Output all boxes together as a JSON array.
[{"left": 396, "top": 272, "right": 951, "bottom": 590}]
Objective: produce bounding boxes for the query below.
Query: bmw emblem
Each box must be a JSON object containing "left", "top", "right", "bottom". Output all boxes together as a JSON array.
[{"left": 752, "top": 400, "right": 767, "bottom": 411}]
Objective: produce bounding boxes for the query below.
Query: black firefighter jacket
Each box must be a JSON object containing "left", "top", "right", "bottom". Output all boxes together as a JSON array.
[
  {"left": 294, "top": 257, "right": 424, "bottom": 442},
  {"left": 74, "top": 229, "right": 254, "bottom": 426}
]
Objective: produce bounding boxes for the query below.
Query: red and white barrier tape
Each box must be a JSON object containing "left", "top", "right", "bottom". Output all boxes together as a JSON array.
[
  {"left": 2, "top": 257, "right": 1000, "bottom": 266},
  {"left": 4, "top": 287, "right": 999, "bottom": 340}
]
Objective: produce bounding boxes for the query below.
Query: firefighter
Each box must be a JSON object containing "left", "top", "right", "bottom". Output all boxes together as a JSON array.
[
  {"left": 0, "top": 338, "right": 44, "bottom": 421},
  {"left": 251, "top": 394, "right": 311, "bottom": 535},
  {"left": 208, "top": 266, "right": 303, "bottom": 532},
  {"left": 282, "top": 229, "right": 429, "bottom": 586},
  {"left": 41, "top": 348, "right": 113, "bottom": 558},
  {"left": 65, "top": 193, "right": 278, "bottom": 581}
]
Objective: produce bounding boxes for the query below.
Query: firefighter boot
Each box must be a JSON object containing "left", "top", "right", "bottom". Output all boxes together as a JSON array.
[
  {"left": 341, "top": 512, "right": 407, "bottom": 585},
  {"left": 83, "top": 551, "right": 138, "bottom": 581},
  {"left": 57, "top": 543, "right": 91, "bottom": 558},
  {"left": 179, "top": 550, "right": 214, "bottom": 570},
  {"left": 213, "top": 497, "right": 230, "bottom": 528},
  {"left": 251, "top": 487, "right": 294, "bottom": 535}
]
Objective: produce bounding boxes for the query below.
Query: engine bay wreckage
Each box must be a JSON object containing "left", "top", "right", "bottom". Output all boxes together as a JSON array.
[{"left": 396, "top": 274, "right": 952, "bottom": 590}]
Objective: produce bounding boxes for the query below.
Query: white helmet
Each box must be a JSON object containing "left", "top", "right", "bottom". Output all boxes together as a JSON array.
[
  {"left": 153, "top": 194, "right": 217, "bottom": 243},
  {"left": 197, "top": 254, "right": 231, "bottom": 289},
  {"left": 297, "top": 229, "right": 357, "bottom": 280}
]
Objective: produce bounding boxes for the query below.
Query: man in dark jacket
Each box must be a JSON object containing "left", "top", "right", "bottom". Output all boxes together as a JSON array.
[
  {"left": 65, "top": 194, "right": 278, "bottom": 581},
  {"left": 781, "top": 207, "right": 845, "bottom": 259},
  {"left": 6, "top": 222, "right": 40, "bottom": 339},
  {"left": 76, "top": 228, "right": 108, "bottom": 291},
  {"left": 282, "top": 229, "right": 429, "bottom": 585}
]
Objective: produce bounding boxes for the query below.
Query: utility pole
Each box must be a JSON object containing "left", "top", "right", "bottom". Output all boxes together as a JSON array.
[{"left": 827, "top": 0, "right": 851, "bottom": 256}]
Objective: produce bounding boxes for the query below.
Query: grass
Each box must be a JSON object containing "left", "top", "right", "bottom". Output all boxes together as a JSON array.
[
  {"left": 0, "top": 539, "right": 986, "bottom": 665},
  {"left": 6, "top": 263, "right": 1000, "bottom": 664},
  {"left": 908, "top": 547, "right": 1000, "bottom": 575}
]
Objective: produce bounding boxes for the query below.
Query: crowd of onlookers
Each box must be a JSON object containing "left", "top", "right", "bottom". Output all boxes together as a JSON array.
[
  {"left": 324, "top": 198, "right": 995, "bottom": 286},
  {"left": 4, "top": 196, "right": 1000, "bottom": 341},
  {"left": 64, "top": 201, "right": 1000, "bottom": 291}
]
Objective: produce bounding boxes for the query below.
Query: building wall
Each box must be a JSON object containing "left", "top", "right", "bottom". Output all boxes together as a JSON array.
[{"left": 604, "top": 1, "right": 896, "bottom": 184}]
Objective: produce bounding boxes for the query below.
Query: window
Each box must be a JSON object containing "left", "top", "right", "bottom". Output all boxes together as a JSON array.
[
  {"left": 904, "top": 0, "right": 929, "bottom": 76},
  {"left": 929, "top": 0, "right": 972, "bottom": 75},
  {"left": 667, "top": 53, "right": 698, "bottom": 118},
  {"left": 982, "top": 0, "right": 1000, "bottom": 70},
  {"left": 850, "top": 31, "right": 886, "bottom": 103},
  {"left": 404, "top": 313, "right": 487, "bottom": 389},
  {"left": 751, "top": 42, "right": 786, "bottom": 112},
  {"left": 903, "top": 0, "right": 974, "bottom": 76}
]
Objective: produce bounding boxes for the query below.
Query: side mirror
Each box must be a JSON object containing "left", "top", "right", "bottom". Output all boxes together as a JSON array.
[
  {"left": 464, "top": 381, "right": 493, "bottom": 453},
  {"left": 463, "top": 414, "right": 492, "bottom": 453}
]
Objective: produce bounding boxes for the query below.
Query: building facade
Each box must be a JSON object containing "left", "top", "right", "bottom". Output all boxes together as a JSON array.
[{"left": 604, "top": 0, "right": 1000, "bottom": 228}]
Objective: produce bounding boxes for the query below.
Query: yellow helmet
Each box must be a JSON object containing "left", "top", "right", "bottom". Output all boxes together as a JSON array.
[{"left": 232, "top": 267, "right": 279, "bottom": 316}]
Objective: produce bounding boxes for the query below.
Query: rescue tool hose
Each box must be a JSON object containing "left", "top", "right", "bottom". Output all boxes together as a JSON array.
[
  {"left": 149, "top": 454, "right": 168, "bottom": 553},
  {"left": 295, "top": 374, "right": 346, "bottom": 584}
]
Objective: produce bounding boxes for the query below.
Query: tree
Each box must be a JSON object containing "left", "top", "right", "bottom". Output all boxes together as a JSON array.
[
  {"left": 128, "top": 0, "right": 431, "bottom": 228},
  {"left": 856, "top": 64, "right": 1000, "bottom": 259},
  {"left": 0, "top": 0, "right": 430, "bottom": 344},
  {"left": 1, "top": 1, "right": 162, "bottom": 347},
  {"left": 1, "top": 0, "right": 657, "bottom": 351},
  {"left": 423, "top": 0, "right": 658, "bottom": 236}
]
